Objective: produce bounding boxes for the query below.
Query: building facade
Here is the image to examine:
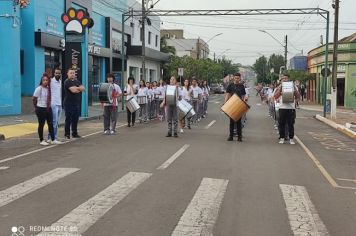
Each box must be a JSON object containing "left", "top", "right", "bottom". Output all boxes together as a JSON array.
[
  {"left": 290, "top": 56, "right": 308, "bottom": 71},
  {"left": 161, "top": 29, "right": 210, "bottom": 59},
  {"left": 0, "top": 0, "right": 168, "bottom": 116},
  {"left": 308, "top": 35, "right": 356, "bottom": 109}
]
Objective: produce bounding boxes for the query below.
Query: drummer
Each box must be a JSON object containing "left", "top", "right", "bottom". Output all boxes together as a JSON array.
[
  {"left": 225, "top": 72, "right": 247, "bottom": 142},
  {"left": 124, "top": 76, "right": 138, "bottom": 127},
  {"left": 180, "top": 79, "right": 192, "bottom": 131},
  {"left": 103, "top": 74, "right": 122, "bottom": 134},
  {"left": 190, "top": 78, "right": 203, "bottom": 123},
  {"left": 137, "top": 79, "right": 148, "bottom": 123},
  {"left": 162, "top": 76, "right": 182, "bottom": 137}
]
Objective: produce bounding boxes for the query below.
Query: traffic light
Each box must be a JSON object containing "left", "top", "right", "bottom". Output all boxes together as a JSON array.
[{"left": 19, "top": 0, "right": 29, "bottom": 8}]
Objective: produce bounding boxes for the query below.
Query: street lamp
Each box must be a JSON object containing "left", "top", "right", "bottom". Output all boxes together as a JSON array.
[
  {"left": 258, "top": 29, "right": 288, "bottom": 69},
  {"left": 206, "top": 33, "right": 223, "bottom": 44},
  {"left": 215, "top": 48, "right": 231, "bottom": 62}
]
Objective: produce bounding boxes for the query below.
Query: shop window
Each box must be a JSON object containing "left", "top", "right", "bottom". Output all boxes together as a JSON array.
[{"left": 44, "top": 49, "right": 62, "bottom": 77}]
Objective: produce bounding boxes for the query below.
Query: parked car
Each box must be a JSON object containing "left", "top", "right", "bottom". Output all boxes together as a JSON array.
[{"left": 210, "top": 83, "right": 225, "bottom": 94}]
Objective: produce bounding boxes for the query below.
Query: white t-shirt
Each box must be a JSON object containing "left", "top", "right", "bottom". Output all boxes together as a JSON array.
[
  {"left": 104, "top": 83, "right": 122, "bottom": 107},
  {"left": 124, "top": 84, "right": 138, "bottom": 101},
  {"left": 147, "top": 88, "right": 153, "bottom": 99},
  {"left": 137, "top": 87, "right": 148, "bottom": 97},
  {"left": 181, "top": 87, "right": 191, "bottom": 101},
  {"left": 190, "top": 85, "right": 202, "bottom": 99},
  {"left": 158, "top": 85, "right": 166, "bottom": 99},
  {"left": 153, "top": 87, "right": 160, "bottom": 99},
  {"left": 50, "top": 78, "right": 62, "bottom": 106},
  {"left": 33, "top": 86, "right": 49, "bottom": 108}
]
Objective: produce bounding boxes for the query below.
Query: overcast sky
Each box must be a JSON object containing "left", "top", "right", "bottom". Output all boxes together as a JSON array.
[{"left": 153, "top": 0, "right": 356, "bottom": 66}]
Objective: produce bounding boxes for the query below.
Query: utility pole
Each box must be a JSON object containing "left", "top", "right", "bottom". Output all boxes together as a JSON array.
[
  {"left": 197, "top": 38, "right": 200, "bottom": 59},
  {"left": 331, "top": 0, "right": 340, "bottom": 119},
  {"left": 141, "top": 0, "right": 146, "bottom": 81},
  {"left": 284, "top": 35, "right": 288, "bottom": 69}
]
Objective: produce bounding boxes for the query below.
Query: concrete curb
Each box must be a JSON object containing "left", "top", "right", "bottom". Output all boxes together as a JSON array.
[{"left": 315, "top": 114, "right": 356, "bottom": 139}]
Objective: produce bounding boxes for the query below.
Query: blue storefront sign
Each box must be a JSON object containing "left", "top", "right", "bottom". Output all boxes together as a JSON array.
[{"left": 91, "top": 12, "right": 106, "bottom": 47}]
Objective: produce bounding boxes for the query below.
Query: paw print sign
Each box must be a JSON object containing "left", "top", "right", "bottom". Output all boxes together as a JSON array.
[{"left": 61, "top": 8, "right": 91, "bottom": 34}]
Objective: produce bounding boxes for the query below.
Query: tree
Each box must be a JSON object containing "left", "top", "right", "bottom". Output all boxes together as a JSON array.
[
  {"left": 268, "top": 54, "right": 285, "bottom": 82},
  {"left": 288, "top": 70, "right": 315, "bottom": 84},
  {"left": 253, "top": 56, "right": 268, "bottom": 84},
  {"left": 160, "top": 36, "right": 176, "bottom": 55}
]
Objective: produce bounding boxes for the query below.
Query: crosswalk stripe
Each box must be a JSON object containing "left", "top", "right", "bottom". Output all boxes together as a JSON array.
[
  {"left": 157, "top": 144, "right": 190, "bottom": 170},
  {"left": 0, "top": 168, "right": 79, "bottom": 208},
  {"left": 171, "top": 178, "right": 228, "bottom": 236},
  {"left": 0, "top": 166, "right": 9, "bottom": 170},
  {"left": 280, "top": 184, "right": 330, "bottom": 236},
  {"left": 37, "top": 172, "right": 152, "bottom": 236}
]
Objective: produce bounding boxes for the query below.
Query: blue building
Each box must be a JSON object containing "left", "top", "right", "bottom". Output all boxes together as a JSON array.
[
  {"left": 289, "top": 55, "right": 308, "bottom": 71},
  {"left": 0, "top": 0, "right": 129, "bottom": 116}
]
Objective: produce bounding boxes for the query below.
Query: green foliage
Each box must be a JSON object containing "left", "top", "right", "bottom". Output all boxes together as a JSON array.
[
  {"left": 163, "top": 56, "right": 239, "bottom": 84},
  {"left": 288, "top": 70, "right": 316, "bottom": 84},
  {"left": 160, "top": 36, "right": 176, "bottom": 55},
  {"left": 252, "top": 56, "right": 268, "bottom": 84}
]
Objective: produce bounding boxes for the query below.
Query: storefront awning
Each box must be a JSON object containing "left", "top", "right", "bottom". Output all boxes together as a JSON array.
[{"left": 127, "top": 46, "right": 170, "bottom": 62}]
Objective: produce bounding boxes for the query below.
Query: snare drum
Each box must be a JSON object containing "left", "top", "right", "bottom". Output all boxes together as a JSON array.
[
  {"left": 99, "top": 83, "right": 114, "bottom": 103},
  {"left": 137, "top": 96, "right": 148, "bottom": 104},
  {"left": 166, "top": 85, "right": 178, "bottom": 105},
  {"left": 282, "top": 81, "right": 295, "bottom": 103},
  {"left": 177, "top": 99, "right": 193, "bottom": 120},
  {"left": 221, "top": 94, "right": 250, "bottom": 121},
  {"left": 126, "top": 97, "right": 140, "bottom": 113}
]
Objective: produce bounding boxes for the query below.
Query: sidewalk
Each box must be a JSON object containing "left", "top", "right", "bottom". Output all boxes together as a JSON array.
[
  {"left": 0, "top": 105, "right": 106, "bottom": 140},
  {"left": 299, "top": 103, "right": 356, "bottom": 139}
]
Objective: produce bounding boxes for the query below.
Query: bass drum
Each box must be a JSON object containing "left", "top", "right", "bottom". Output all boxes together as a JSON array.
[
  {"left": 99, "top": 83, "right": 114, "bottom": 103},
  {"left": 221, "top": 94, "right": 250, "bottom": 122}
]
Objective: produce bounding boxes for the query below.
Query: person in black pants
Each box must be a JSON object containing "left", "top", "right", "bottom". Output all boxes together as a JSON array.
[
  {"left": 32, "top": 73, "right": 60, "bottom": 145},
  {"left": 225, "top": 73, "right": 247, "bottom": 142},
  {"left": 63, "top": 68, "right": 85, "bottom": 139},
  {"left": 124, "top": 76, "right": 138, "bottom": 127}
]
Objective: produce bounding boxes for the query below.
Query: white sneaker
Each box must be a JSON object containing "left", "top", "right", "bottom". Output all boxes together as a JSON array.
[
  {"left": 110, "top": 130, "right": 116, "bottom": 135},
  {"left": 51, "top": 140, "right": 63, "bottom": 145},
  {"left": 104, "top": 130, "right": 109, "bottom": 135},
  {"left": 180, "top": 128, "right": 184, "bottom": 133},
  {"left": 40, "top": 141, "right": 49, "bottom": 146},
  {"left": 289, "top": 139, "right": 295, "bottom": 145},
  {"left": 278, "top": 138, "right": 285, "bottom": 144}
]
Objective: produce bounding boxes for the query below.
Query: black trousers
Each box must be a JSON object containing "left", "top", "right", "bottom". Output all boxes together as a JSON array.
[
  {"left": 278, "top": 109, "right": 296, "bottom": 139},
  {"left": 229, "top": 118, "right": 242, "bottom": 137},
  {"left": 35, "top": 107, "right": 54, "bottom": 141},
  {"left": 64, "top": 105, "right": 80, "bottom": 137},
  {"left": 126, "top": 108, "right": 136, "bottom": 125}
]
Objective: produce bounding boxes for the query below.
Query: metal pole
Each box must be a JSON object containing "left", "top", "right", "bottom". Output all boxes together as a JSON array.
[
  {"left": 121, "top": 14, "right": 125, "bottom": 111},
  {"left": 323, "top": 12, "right": 330, "bottom": 117},
  {"left": 284, "top": 35, "right": 288, "bottom": 69},
  {"left": 332, "top": 0, "right": 339, "bottom": 89},
  {"left": 141, "top": 0, "right": 146, "bottom": 81}
]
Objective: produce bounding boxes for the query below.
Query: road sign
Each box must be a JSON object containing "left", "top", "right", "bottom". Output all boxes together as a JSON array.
[
  {"left": 321, "top": 68, "right": 331, "bottom": 77},
  {"left": 178, "top": 68, "right": 184, "bottom": 76}
]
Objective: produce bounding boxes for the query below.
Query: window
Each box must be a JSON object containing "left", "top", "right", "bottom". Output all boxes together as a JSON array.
[
  {"left": 148, "top": 31, "right": 152, "bottom": 45},
  {"left": 155, "top": 35, "right": 158, "bottom": 47}
]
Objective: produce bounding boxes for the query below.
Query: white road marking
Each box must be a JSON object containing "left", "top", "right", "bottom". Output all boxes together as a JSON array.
[
  {"left": 337, "top": 178, "right": 356, "bottom": 184},
  {"left": 171, "top": 178, "right": 228, "bottom": 236},
  {"left": 0, "top": 166, "right": 9, "bottom": 170},
  {"left": 280, "top": 184, "right": 329, "bottom": 236},
  {"left": 0, "top": 124, "right": 126, "bottom": 165},
  {"left": 294, "top": 136, "right": 339, "bottom": 188},
  {"left": 214, "top": 101, "right": 220, "bottom": 104},
  {"left": 0, "top": 168, "right": 79, "bottom": 208},
  {"left": 256, "top": 103, "right": 262, "bottom": 106},
  {"left": 205, "top": 120, "right": 216, "bottom": 129},
  {"left": 157, "top": 144, "right": 190, "bottom": 170},
  {"left": 37, "top": 172, "right": 151, "bottom": 236}
]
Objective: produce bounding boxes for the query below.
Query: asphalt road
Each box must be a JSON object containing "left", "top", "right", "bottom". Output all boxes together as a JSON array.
[{"left": 0, "top": 94, "right": 355, "bottom": 236}]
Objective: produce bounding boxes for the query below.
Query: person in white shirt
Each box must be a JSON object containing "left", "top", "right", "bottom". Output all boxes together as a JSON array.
[
  {"left": 179, "top": 79, "right": 192, "bottom": 131},
  {"left": 202, "top": 80, "right": 210, "bottom": 118},
  {"left": 190, "top": 78, "right": 203, "bottom": 123},
  {"left": 146, "top": 82, "right": 154, "bottom": 120},
  {"left": 273, "top": 74, "right": 300, "bottom": 145},
  {"left": 124, "top": 76, "right": 138, "bottom": 127},
  {"left": 103, "top": 74, "right": 122, "bottom": 134},
  {"left": 152, "top": 81, "right": 160, "bottom": 119},
  {"left": 32, "top": 73, "right": 61, "bottom": 146},
  {"left": 48, "top": 68, "right": 63, "bottom": 142},
  {"left": 137, "top": 80, "right": 148, "bottom": 123},
  {"left": 158, "top": 79, "right": 166, "bottom": 121},
  {"left": 161, "top": 76, "right": 182, "bottom": 137}
]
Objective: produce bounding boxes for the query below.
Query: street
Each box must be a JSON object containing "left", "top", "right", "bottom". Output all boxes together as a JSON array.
[{"left": 0, "top": 94, "right": 355, "bottom": 236}]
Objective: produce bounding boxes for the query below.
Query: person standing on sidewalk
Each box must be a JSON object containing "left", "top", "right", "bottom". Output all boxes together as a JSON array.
[
  {"left": 32, "top": 73, "right": 60, "bottom": 145},
  {"left": 103, "top": 74, "right": 122, "bottom": 134},
  {"left": 63, "top": 68, "right": 85, "bottom": 139},
  {"left": 273, "top": 74, "right": 300, "bottom": 145},
  {"left": 225, "top": 73, "right": 247, "bottom": 142},
  {"left": 47, "top": 68, "right": 63, "bottom": 143}
]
